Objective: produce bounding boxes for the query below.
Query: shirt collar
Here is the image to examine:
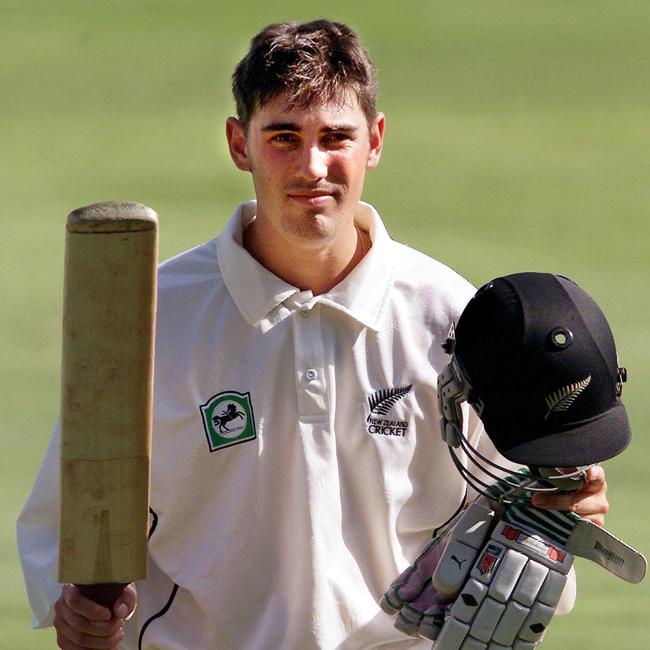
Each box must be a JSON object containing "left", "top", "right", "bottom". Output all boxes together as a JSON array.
[{"left": 217, "top": 201, "right": 395, "bottom": 332}]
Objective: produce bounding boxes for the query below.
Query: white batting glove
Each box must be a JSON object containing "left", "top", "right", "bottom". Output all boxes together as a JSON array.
[
  {"left": 381, "top": 500, "right": 496, "bottom": 640},
  {"left": 380, "top": 534, "right": 448, "bottom": 639},
  {"left": 432, "top": 518, "right": 572, "bottom": 649},
  {"left": 382, "top": 472, "right": 645, "bottom": 649},
  {"left": 381, "top": 499, "right": 570, "bottom": 649}
]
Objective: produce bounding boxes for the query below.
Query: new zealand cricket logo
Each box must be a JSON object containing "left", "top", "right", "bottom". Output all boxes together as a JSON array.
[
  {"left": 200, "top": 390, "right": 256, "bottom": 452},
  {"left": 366, "top": 384, "right": 413, "bottom": 437}
]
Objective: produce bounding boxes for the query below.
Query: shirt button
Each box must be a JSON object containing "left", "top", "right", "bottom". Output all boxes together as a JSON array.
[
  {"left": 305, "top": 368, "right": 318, "bottom": 381},
  {"left": 300, "top": 307, "right": 310, "bottom": 317}
]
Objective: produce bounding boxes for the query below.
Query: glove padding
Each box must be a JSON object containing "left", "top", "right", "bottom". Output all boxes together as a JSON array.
[
  {"left": 382, "top": 472, "right": 645, "bottom": 649},
  {"left": 381, "top": 495, "right": 571, "bottom": 648},
  {"left": 433, "top": 518, "right": 572, "bottom": 649},
  {"left": 381, "top": 499, "right": 496, "bottom": 639}
]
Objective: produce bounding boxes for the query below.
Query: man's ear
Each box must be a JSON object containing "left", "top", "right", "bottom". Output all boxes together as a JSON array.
[
  {"left": 226, "top": 117, "right": 251, "bottom": 172},
  {"left": 366, "top": 112, "right": 385, "bottom": 170}
]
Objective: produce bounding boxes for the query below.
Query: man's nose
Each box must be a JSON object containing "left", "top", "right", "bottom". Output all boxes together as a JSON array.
[{"left": 297, "top": 145, "right": 328, "bottom": 181}]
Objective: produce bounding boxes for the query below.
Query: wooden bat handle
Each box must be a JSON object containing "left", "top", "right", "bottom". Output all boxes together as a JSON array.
[{"left": 75, "top": 583, "right": 129, "bottom": 610}]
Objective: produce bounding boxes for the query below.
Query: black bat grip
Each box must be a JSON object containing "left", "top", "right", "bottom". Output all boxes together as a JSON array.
[{"left": 75, "top": 582, "right": 129, "bottom": 611}]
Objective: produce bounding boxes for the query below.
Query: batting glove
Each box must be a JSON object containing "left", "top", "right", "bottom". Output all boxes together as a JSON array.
[
  {"left": 381, "top": 473, "right": 646, "bottom": 649},
  {"left": 380, "top": 499, "right": 496, "bottom": 640},
  {"left": 432, "top": 516, "right": 572, "bottom": 649}
]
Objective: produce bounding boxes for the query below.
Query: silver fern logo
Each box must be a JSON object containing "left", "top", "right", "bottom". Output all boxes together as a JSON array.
[
  {"left": 366, "top": 385, "right": 413, "bottom": 437},
  {"left": 544, "top": 375, "right": 591, "bottom": 420},
  {"left": 368, "top": 385, "right": 413, "bottom": 417}
]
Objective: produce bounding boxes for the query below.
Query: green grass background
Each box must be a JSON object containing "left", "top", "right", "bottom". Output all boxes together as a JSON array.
[{"left": 2, "top": 1, "right": 648, "bottom": 647}]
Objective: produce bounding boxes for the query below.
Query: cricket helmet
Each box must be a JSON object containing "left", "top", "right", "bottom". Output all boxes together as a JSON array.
[{"left": 438, "top": 272, "right": 630, "bottom": 496}]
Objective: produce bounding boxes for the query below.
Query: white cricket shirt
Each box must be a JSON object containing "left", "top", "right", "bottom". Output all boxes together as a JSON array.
[{"left": 18, "top": 201, "right": 521, "bottom": 649}]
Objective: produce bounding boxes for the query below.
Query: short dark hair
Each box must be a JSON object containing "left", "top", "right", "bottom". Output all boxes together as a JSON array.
[{"left": 232, "top": 20, "right": 378, "bottom": 129}]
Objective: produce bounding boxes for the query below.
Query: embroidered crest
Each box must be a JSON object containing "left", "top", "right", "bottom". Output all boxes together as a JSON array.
[
  {"left": 367, "top": 385, "right": 413, "bottom": 418},
  {"left": 200, "top": 390, "right": 257, "bottom": 452},
  {"left": 366, "top": 385, "right": 413, "bottom": 437},
  {"left": 544, "top": 375, "right": 591, "bottom": 420}
]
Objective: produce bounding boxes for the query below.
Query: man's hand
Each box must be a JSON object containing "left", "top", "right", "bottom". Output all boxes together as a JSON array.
[
  {"left": 53, "top": 583, "right": 137, "bottom": 649},
  {"left": 532, "top": 465, "right": 609, "bottom": 527}
]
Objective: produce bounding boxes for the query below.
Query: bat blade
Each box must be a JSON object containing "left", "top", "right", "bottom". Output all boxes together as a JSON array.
[{"left": 58, "top": 202, "right": 158, "bottom": 606}]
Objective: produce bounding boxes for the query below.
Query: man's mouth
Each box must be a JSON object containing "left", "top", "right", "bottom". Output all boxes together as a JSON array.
[
  {"left": 285, "top": 186, "right": 338, "bottom": 205},
  {"left": 285, "top": 186, "right": 336, "bottom": 205}
]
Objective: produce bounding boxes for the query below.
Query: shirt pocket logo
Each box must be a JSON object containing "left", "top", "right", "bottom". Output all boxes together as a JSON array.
[
  {"left": 366, "top": 384, "right": 413, "bottom": 438},
  {"left": 200, "top": 390, "right": 257, "bottom": 451}
]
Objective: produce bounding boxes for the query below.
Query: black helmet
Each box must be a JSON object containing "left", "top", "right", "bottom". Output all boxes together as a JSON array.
[{"left": 453, "top": 272, "right": 630, "bottom": 467}]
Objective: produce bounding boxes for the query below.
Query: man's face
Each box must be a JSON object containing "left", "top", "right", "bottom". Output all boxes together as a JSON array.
[{"left": 226, "top": 91, "right": 384, "bottom": 249}]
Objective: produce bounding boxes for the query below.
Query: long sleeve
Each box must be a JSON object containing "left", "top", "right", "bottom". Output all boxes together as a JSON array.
[{"left": 16, "top": 423, "right": 62, "bottom": 628}]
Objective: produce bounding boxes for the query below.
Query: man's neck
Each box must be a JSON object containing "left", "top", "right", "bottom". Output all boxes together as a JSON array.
[{"left": 242, "top": 218, "right": 370, "bottom": 296}]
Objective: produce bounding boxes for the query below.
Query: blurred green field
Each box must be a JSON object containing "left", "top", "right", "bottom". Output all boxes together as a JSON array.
[{"left": 2, "top": 1, "right": 648, "bottom": 648}]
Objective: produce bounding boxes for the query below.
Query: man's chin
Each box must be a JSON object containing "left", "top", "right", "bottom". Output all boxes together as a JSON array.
[
  {"left": 286, "top": 214, "right": 344, "bottom": 246},
  {"left": 285, "top": 200, "right": 341, "bottom": 226}
]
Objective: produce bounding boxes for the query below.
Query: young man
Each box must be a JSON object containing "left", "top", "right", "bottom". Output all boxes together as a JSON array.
[{"left": 18, "top": 20, "right": 608, "bottom": 649}]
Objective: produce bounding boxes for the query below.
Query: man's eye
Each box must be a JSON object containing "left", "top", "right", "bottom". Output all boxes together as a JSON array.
[
  {"left": 323, "top": 132, "right": 353, "bottom": 148},
  {"left": 271, "top": 133, "right": 298, "bottom": 144}
]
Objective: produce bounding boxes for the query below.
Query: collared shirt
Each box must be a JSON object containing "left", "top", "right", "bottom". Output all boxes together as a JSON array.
[
  {"left": 218, "top": 200, "right": 399, "bottom": 332},
  {"left": 18, "top": 202, "right": 500, "bottom": 649}
]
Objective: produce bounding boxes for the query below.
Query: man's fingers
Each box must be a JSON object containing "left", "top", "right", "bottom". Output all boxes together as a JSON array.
[
  {"left": 113, "top": 583, "right": 137, "bottom": 620},
  {"left": 532, "top": 465, "right": 609, "bottom": 527},
  {"left": 580, "top": 465, "right": 607, "bottom": 495},
  {"left": 54, "top": 584, "right": 130, "bottom": 650},
  {"left": 55, "top": 599, "right": 114, "bottom": 637},
  {"left": 572, "top": 466, "right": 609, "bottom": 523},
  {"left": 63, "top": 584, "right": 113, "bottom": 622},
  {"left": 55, "top": 632, "right": 86, "bottom": 650},
  {"left": 55, "top": 613, "right": 124, "bottom": 649}
]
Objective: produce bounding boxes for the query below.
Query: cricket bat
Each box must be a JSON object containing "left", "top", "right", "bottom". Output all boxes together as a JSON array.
[{"left": 58, "top": 201, "right": 158, "bottom": 609}]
